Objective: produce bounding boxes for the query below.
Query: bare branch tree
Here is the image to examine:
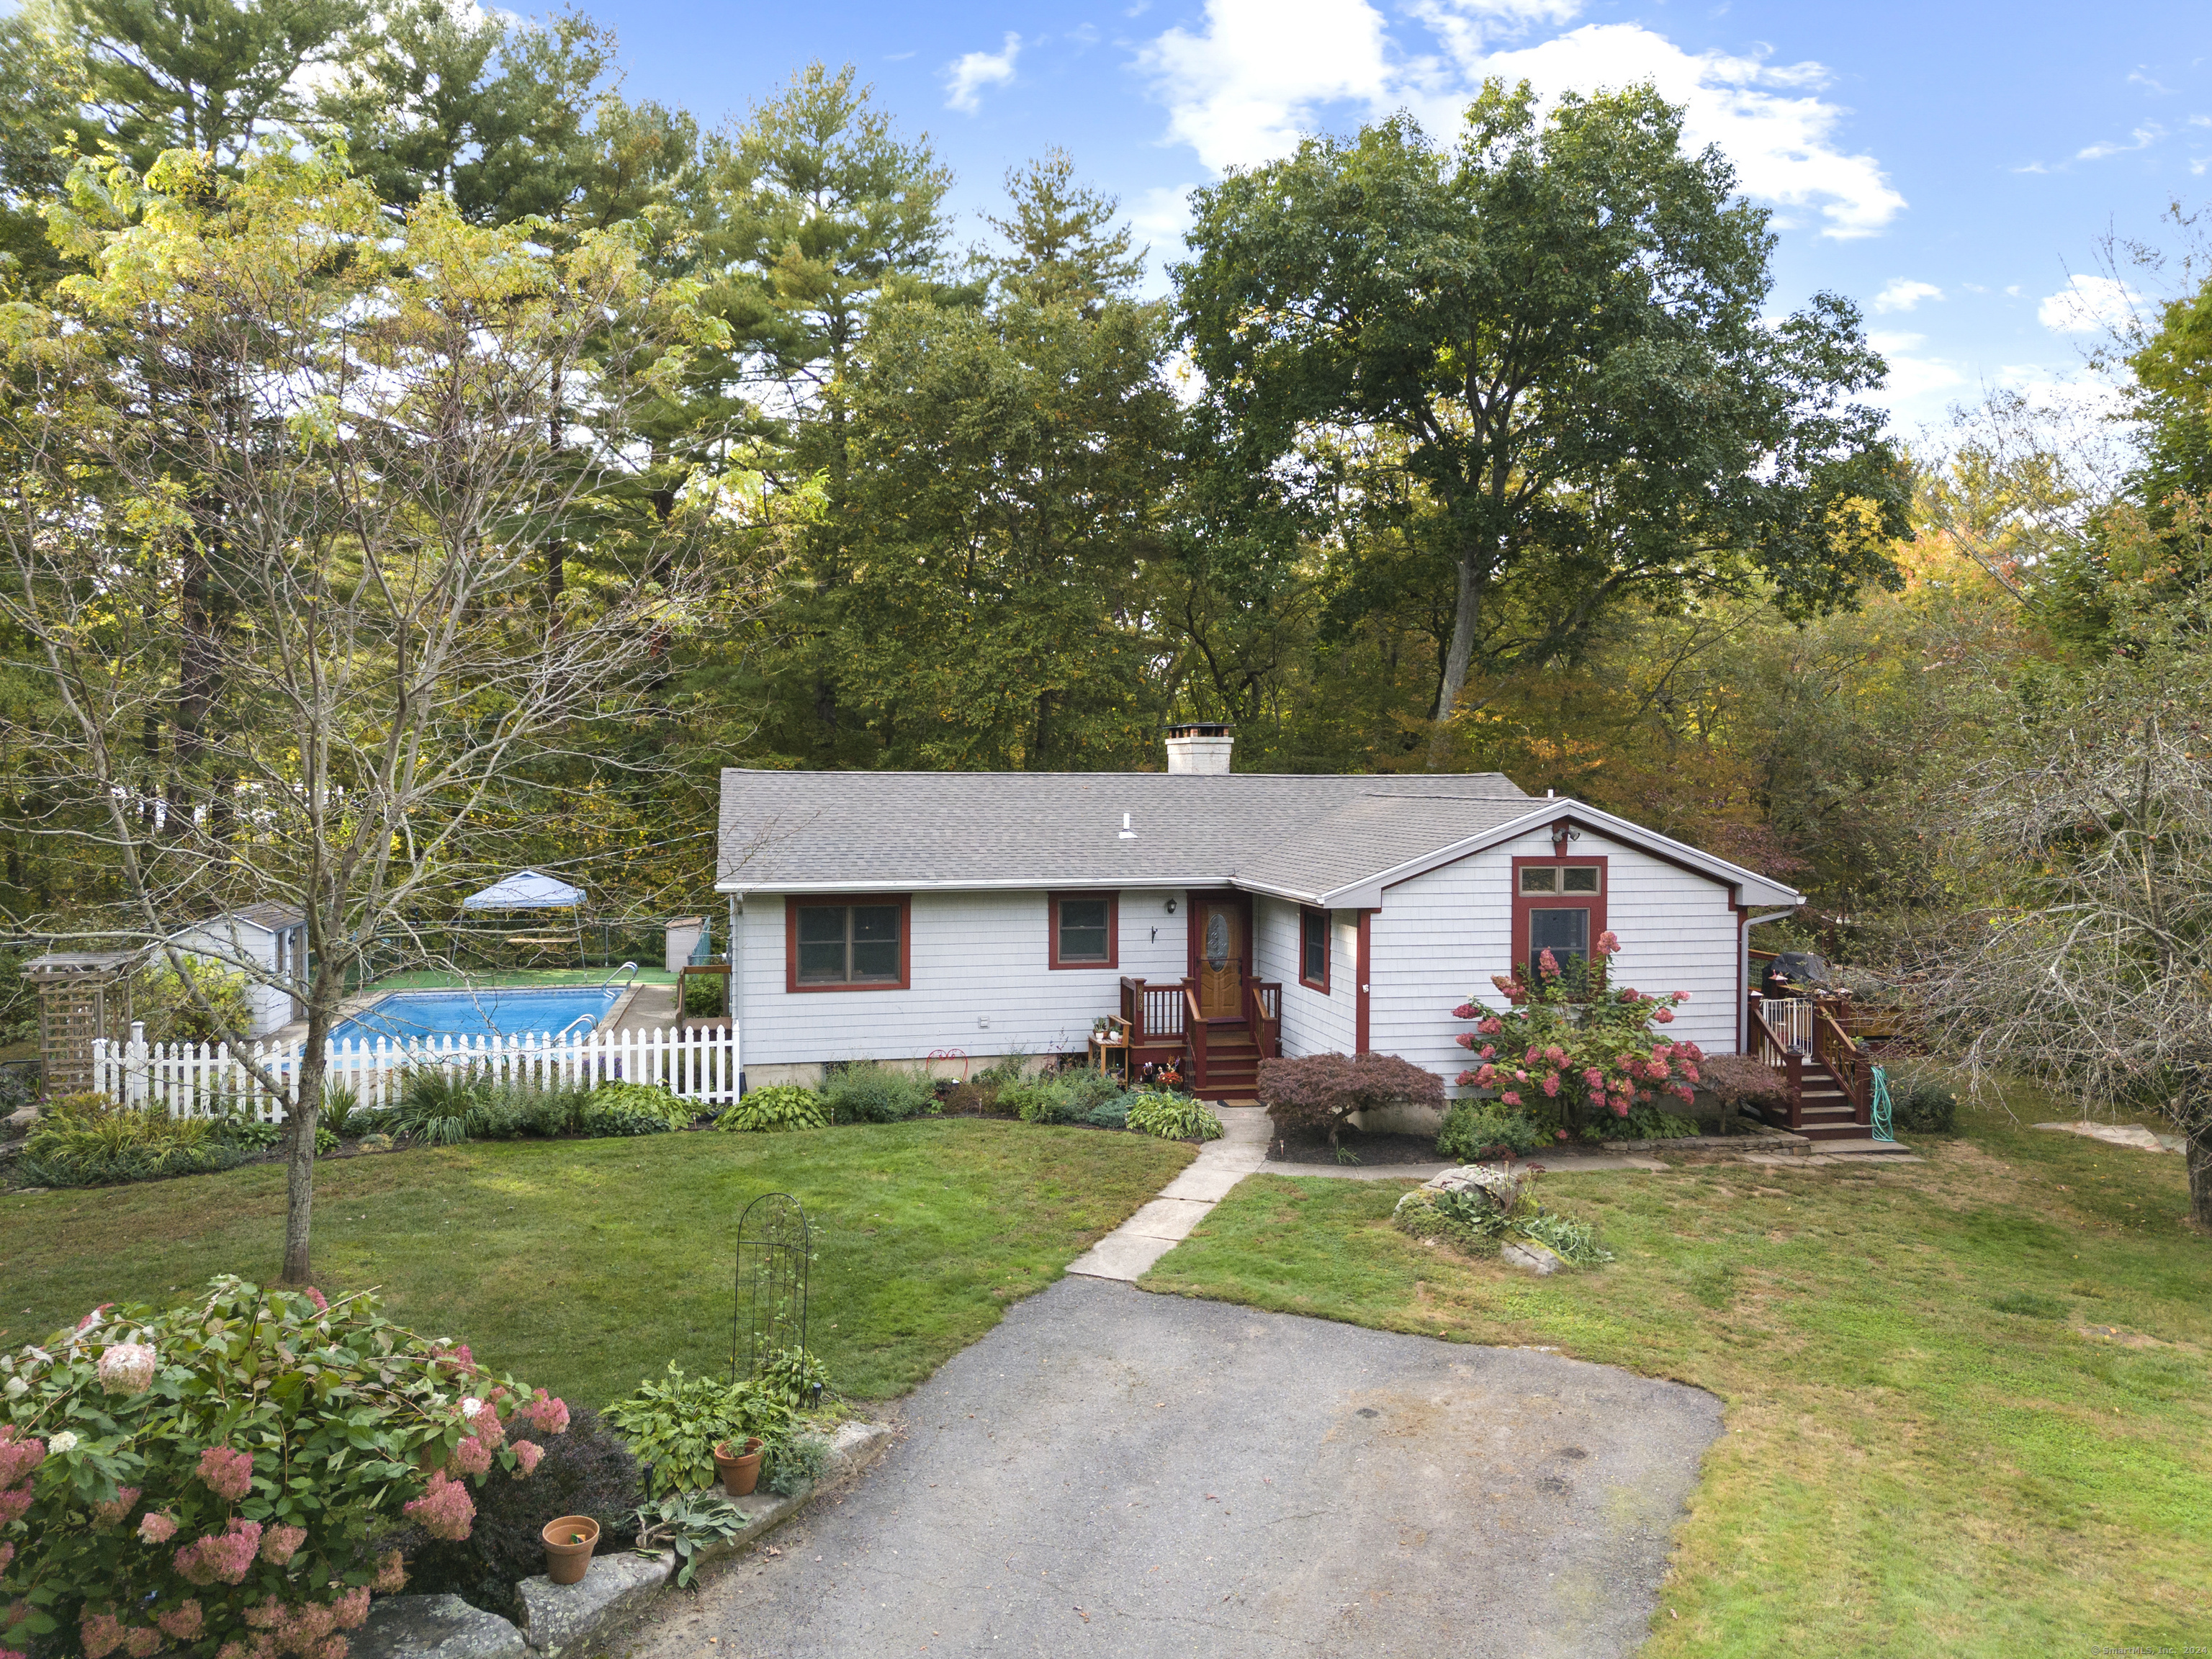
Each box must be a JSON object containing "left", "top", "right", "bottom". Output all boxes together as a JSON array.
[
  {"left": 1916, "top": 673, "right": 2212, "bottom": 1230},
  {"left": 0, "top": 145, "right": 747, "bottom": 1280}
]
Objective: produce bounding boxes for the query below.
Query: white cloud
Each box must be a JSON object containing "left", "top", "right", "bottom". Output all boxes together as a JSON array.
[
  {"left": 1139, "top": 3, "right": 1903, "bottom": 238},
  {"left": 2037, "top": 274, "right": 2143, "bottom": 335},
  {"left": 1872, "top": 278, "right": 1943, "bottom": 313},
  {"left": 945, "top": 33, "right": 1022, "bottom": 114},
  {"left": 1138, "top": 0, "right": 1393, "bottom": 171},
  {"left": 1868, "top": 331, "right": 1925, "bottom": 353},
  {"left": 2077, "top": 124, "right": 2162, "bottom": 161}
]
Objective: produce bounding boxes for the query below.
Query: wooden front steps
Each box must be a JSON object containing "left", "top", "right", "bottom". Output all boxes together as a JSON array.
[
  {"left": 1195, "top": 1020, "right": 1261, "bottom": 1097},
  {"left": 1754, "top": 1055, "right": 1870, "bottom": 1141}
]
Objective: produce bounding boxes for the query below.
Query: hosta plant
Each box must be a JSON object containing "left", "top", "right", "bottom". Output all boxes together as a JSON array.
[
  {"left": 0, "top": 1277, "right": 570, "bottom": 1659},
  {"left": 1453, "top": 930, "right": 1702, "bottom": 1138},
  {"left": 1125, "top": 1092, "right": 1223, "bottom": 1142},
  {"left": 714, "top": 1086, "right": 829, "bottom": 1133}
]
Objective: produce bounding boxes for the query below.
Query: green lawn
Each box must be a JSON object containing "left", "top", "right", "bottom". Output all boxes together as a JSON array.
[
  {"left": 1142, "top": 1101, "right": 2211, "bottom": 1656},
  {"left": 0, "top": 1120, "right": 1190, "bottom": 1406}
]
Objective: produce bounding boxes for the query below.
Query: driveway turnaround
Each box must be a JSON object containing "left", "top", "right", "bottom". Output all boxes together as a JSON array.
[{"left": 651, "top": 1277, "right": 1722, "bottom": 1659}]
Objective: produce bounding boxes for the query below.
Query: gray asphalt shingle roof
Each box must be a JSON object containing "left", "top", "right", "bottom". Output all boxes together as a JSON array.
[{"left": 716, "top": 769, "right": 1541, "bottom": 904}]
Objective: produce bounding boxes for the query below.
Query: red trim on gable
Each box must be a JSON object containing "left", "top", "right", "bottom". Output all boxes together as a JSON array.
[
  {"left": 1298, "top": 905, "right": 1331, "bottom": 994},
  {"left": 784, "top": 894, "right": 912, "bottom": 994},
  {"left": 1048, "top": 890, "right": 1120, "bottom": 971},
  {"left": 1354, "top": 909, "right": 1372, "bottom": 1053},
  {"left": 1511, "top": 855, "right": 1609, "bottom": 981},
  {"left": 1380, "top": 812, "right": 1757, "bottom": 898}
]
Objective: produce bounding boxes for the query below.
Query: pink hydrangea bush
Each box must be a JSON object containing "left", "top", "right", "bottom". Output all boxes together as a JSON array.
[
  {"left": 1452, "top": 930, "right": 1704, "bottom": 1138},
  {"left": 0, "top": 1277, "right": 568, "bottom": 1659}
]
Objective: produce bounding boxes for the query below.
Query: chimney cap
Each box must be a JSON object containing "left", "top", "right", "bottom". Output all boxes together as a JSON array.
[{"left": 1163, "top": 721, "right": 1231, "bottom": 738}]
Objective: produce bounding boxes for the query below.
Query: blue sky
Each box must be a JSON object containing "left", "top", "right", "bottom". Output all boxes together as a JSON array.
[{"left": 594, "top": 0, "right": 2206, "bottom": 440}]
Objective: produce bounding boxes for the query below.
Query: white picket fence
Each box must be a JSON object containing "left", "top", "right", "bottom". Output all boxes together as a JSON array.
[{"left": 90, "top": 1024, "right": 742, "bottom": 1121}]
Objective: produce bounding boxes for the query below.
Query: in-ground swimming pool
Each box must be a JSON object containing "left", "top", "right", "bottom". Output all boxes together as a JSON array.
[{"left": 328, "top": 986, "right": 623, "bottom": 1047}]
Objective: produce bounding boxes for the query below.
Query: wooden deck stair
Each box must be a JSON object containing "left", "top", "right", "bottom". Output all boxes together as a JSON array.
[
  {"left": 1750, "top": 995, "right": 1883, "bottom": 1141},
  {"left": 1194, "top": 1021, "right": 1262, "bottom": 1100}
]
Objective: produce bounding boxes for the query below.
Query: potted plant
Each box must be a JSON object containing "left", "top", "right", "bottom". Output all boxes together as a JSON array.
[
  {"left": 711, "top": 1436, "right": 764, "bottom": 1496},
  {"left": 541, "top": 1514, "right": 601, "bottom": 1584}
]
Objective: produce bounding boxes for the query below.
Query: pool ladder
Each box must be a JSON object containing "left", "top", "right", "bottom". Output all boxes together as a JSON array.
[{"left": 600, "top": 961, "right": 639, "bottom": 991}]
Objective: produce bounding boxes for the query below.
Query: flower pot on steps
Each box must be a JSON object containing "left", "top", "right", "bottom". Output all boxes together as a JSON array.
[
  {"left": 714, "top": 1437, "right": 764, "bottom": 1497},
  {"left": 541, "top": 1514, "right": 600, "bottom": 1585}
]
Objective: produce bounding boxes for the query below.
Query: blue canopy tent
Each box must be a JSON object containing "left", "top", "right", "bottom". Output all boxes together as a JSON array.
[{"left": 458, "top": 869, "right": 586, "bottom": 964}]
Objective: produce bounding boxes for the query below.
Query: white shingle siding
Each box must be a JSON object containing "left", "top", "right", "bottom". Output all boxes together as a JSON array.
[
  {"left": 738, "top": 889, "right": 1187, "bottom": 1069},
  {"left": 1252, "top": 896, "right": 1358, "bottom": 1057},
  {"left": 1367, "top": 825, "right": 1743, "bottom": 1089}
]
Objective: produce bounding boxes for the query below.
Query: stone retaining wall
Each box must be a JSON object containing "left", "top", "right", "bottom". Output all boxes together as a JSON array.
[{"left": 355, "top": 1421, "right": 890, "bottom": 1659}]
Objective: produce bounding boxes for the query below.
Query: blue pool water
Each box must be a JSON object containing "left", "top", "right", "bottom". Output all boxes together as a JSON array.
[{"left": 329, "top": 987, "right": 621, "bottom": 1048}]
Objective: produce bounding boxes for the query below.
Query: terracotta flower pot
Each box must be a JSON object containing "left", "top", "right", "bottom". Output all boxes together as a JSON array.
[
  {"left": 541, "top": 1514, "right": 600, "bottom": 1585},
  {"left": 714, "top": 1437, "right": 765, "bottom": 1498}
]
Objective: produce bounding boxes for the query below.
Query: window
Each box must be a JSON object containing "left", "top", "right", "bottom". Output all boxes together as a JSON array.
[
  {"left": 1520, "top": 865, "right": 1601, "bottom": 895},
  {"left": 786, "top": 896, "right": 910, "bottom": 992},
  {"left": 1049, "top": 891, "right": 1119, "bottom": 970},
  {"left": 1511, "top": 855, "right": 1609, "bottom": 989},
  {"left": 1528, "top": 905, "right": 1589, "bottom": 976},
  {"left": 1299, "top": 907, "right": 1330, "bottom": 992}
]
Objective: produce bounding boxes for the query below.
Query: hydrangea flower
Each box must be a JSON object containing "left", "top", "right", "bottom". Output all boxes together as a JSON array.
[
  {"left": 197, "top": 1446, "right": 254, "bottom": 1503},
  {"left": 403, "top": 1472, "right": 475, "bottom": 1542},
  {"left": 521, "top": 1390, "right": 570, "bottom": 1435},
  {"left": 511, "top": 1440, "right": 544, "bottom": 1477},
  {"left": 0, "top": 1426, "right": 43, "bottom": 1491},
  {"left": 156, "top": 1602, "right": 204, "bottom": 1642},
  {"left": 79, "top": 1611, "right": 127, "bottom": 1659},
  {"left": 93, "top": 1486, "right": 141, "bottom": 1527},
  {"left": 97, "top": 1343, "right": 157, "bottom": 1395},
  {"left": 174, "top": 1520, "right": 262, "bottom": 1586},
  {"left": 449, "top": 1437, "right": 493, "bottom": 1478},
  {"left": 138, "top": 1511, "right": 179, "bottom": 1545},
  {"left": 45, "top": 1431, "right": 77, "bottom": 1457},
  {"left": 258, "top": 1525, "right": 307, "bottom": 1565},
  {"left": 372, "top": 1552, "right": 408, "bottom": 1593}
]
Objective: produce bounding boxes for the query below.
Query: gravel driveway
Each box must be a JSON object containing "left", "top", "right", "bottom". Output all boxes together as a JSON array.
[{"left": 640, "top": 1277, "right": 1721, "bottom": 1659}]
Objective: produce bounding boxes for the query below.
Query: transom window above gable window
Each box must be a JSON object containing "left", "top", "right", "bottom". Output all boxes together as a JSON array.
[{"left": 1519, "top": 865, "right": 1601, "bottom": 896}]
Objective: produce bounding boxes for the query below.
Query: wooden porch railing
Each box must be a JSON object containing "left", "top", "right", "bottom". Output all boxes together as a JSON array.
[
  {"left": 1183, "top": 985, "right": 1208, "bottom": 1084},
  {"left": 1242, "top": 977, "right": 1282, "bottom": 1060},
  {"left": 1748, "top": 1004, "right": 1804, "bottom": 1130},
  {"left": 1812, "top": 999, "right": 1871, "bottom": 1127},
  {"left": 1120, "top": 976, "right": 1186, "bottom": 1044}
]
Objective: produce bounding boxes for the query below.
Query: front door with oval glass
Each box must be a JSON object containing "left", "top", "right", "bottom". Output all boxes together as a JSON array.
[{"left": 1196, "top": 900, "right": 1244, "bottom": 1017}]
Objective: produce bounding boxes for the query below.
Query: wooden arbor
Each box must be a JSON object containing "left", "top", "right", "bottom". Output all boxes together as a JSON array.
[{"left": 22, "top": 951, "right": 141, "bottom": 1097}]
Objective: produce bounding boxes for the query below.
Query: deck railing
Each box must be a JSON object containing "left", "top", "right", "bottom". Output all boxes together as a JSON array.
[
  {"left": 1183, "top": 986, "right": 1208, "bottom": 1083},
  {"left": 1121, "top": 976, "right": 1186, "bottom": 1044},
  {"left": 1748, "top": 1004, "right": 1804, "bottom": 1130},
  {"left": 1812, "top": 1001, "right": 1871, "bottom": 1125},
  {"left": 1243, "top": 977, "right": 1282, "bottom": 1060},
  {"left": 1757, "top": 994, "right": 1812, "bottom": 1053},
  {"left": 91, "top": 1022, "right": 742, "bottom": 1120}
]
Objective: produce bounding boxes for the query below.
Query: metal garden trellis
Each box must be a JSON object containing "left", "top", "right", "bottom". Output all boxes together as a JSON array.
[{"left": 733, "top": 1192, "right": 809, "bottom": 1386}]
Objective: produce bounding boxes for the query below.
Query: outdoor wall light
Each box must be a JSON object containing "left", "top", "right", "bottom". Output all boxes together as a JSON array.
[{"left": 1164, "top": 898, "right": 1177, "bottom": 914}]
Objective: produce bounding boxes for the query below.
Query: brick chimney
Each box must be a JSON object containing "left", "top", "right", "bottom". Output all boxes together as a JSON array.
[{"left": 1164, "top": 722, "right": 1233, "bottom": 775}]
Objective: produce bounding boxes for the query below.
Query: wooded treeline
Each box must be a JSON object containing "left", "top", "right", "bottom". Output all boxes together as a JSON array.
[{"left": 0, "top": 0, "right": 2207, "bottom": 948}]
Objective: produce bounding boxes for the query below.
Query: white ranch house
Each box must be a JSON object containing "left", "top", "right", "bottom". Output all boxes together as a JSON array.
[{"left": 717, "top": 726, "right": 1807, "bottom": 1114}]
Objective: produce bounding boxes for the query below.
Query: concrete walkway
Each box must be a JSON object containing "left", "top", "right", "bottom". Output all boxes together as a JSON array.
[{"left": 1064, "top": 1105, "right": 1273, "bottom": 1281}]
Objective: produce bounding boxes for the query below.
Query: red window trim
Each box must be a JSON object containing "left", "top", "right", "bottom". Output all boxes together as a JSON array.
[
  {"left": 1511, "top": 855, "right": 1609, "bottom": 980},
  {"left": 1298, "top": 905, "right": 1331, "bottom": 994},
  {"left": 784, "top": 894, "right": 912, "bottom": 994},
  {"left": 1048, "top": 890, "right": 1120, "bottom": 971}
]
